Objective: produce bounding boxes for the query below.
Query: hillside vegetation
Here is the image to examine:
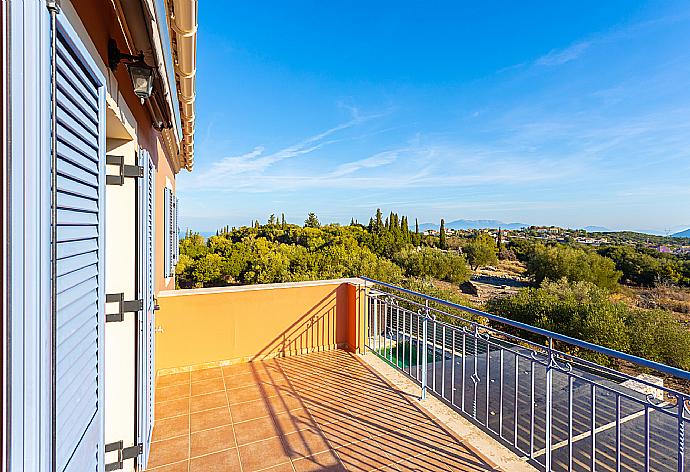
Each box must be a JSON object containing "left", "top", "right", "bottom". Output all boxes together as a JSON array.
[{"left": 177, "top": 211, "right": 690, "bottom": 371}]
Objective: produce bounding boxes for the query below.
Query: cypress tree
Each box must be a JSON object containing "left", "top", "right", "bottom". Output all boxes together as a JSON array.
[{"left": 439, "top": 219, "right": 447, "bottom": 250}]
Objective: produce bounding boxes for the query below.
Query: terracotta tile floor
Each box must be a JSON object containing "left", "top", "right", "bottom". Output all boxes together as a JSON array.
[{"left": 146, "top": 350, "right": 499, "bottom": 472}]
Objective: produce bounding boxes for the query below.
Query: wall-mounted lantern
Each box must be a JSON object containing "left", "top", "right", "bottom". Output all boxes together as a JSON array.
[{"left": 108, "top": 39, "right": 154, "bottom": 100}]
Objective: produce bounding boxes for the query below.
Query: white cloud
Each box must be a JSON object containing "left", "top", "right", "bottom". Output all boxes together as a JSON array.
[
  {"left": 330, "top": 150, "right": 398, "bottom": 177},
  {"left": 536, "top": 41, "right": 591, "bottom": 66}
]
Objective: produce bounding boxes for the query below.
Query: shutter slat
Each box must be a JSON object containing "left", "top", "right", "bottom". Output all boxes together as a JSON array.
[
  {"left": 56, "top": 267, "right": 97, "bottom": 296},
  {"left": 57, "top": 149, "right": 98, "bottom": 183},
  {"left": 57, "top": 107, "right": 98, "bottom": 146},
  {"left": 57, "top": 128, "right": 98, "bottom": 164},
  {"left": 55, "top": 71, "right": 98, "bottom": 120},
  {"left": 57, "top": 174, "right": 98, "bottom": 200},
  {"left": 58, "top": 192, "right": 98, "bottom": 213},
  {"left": 57, "top": 239, "right": 98, "bottom": 260},
  {"left": 55, "top": 33, "right": 98, "bottom": 99},
  {"left": 57, "top": 251, "right": 98, "bottom": 277},
  {"left": 56, "top": 84, "right": 98, "bottom": 136},
  {"left": 57, "top": 322, "right": 96, "bottom": 372},
  {"left": 55, "top": 58, "right": 98, "bottom": 112},
  {"left": 57, "top": 209, "right": 98, "bottom": 226},
  {"left": 57, "top": 225, "right": 98, "bottom": 242},
  {"left": 56, "top": 294, "right": 97, "bottom": 332}
]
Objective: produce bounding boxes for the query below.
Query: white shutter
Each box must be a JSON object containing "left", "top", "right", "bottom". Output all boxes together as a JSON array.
[
  {"left": 54, "top": 16, "right": 105, "bottom": 472},
  {"left": 138, "top": 150, "right": 156, "bottom": 468},
  {"left": 163, "top": 187, "right": 171, "bottom": 277}
]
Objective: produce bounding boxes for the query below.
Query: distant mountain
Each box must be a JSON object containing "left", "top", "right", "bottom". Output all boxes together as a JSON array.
[
  {"left": 418, "top": 219, "right": 528, "bottom": 231},
  {"left": 672, "top": 228, "right": 690, "bottom": 238},
  {"left": 582, "top": 226, "right": 610, "bottom": 232}
]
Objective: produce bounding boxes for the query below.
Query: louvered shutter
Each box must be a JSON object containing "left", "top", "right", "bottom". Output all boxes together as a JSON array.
[
  {"left": 163, "top": 187, "right": 171, "bottom": 277},
  {"left": 138, "top": 149, "right": 156, "bottom": 467},
  {"left": 54, "top": 16, "right": 105, "bottom": 472},
  {"left": 174, "top": 197, "right": 180, "bottom": 264}
]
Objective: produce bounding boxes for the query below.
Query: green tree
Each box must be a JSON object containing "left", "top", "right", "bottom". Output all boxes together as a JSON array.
[
  {"left": 439, "top": 219, "right": 447, "bottom": 250},
  {"left": 375, "top": 208, "right": 383, "bottom": 233},
  {"left": 527, "top": 243, "right": 621, "bottom": 290},
  {"left": 464, "top": 232, "right": 498, "bottom": 270},
  {"left": 304, "top": 212, "right": 321, "bottom": 228},
  {"left": 393, "top": 247, "right": 471, "bottom": 283},
  {"left": 486, "top": 279, "right": 630, "bottom": 365}
]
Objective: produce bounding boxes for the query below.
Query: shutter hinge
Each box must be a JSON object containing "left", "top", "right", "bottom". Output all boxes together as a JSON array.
[
  {"left": 105, "top": 441, "right": 142, "bottom": 471},
  {"left": 106, "top": 293, "right": 143, "bottom": 322},
  {"left": 106, "top": 155, "right": 144, "bottom": 185}
]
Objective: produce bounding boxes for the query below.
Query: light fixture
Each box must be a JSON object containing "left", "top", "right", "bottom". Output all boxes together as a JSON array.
[
  {"left": 108, "top": 39, "right": 155, "bottom": 100},
  {"left": 128, "top": 64, "right": 154, "bottom": 100}
]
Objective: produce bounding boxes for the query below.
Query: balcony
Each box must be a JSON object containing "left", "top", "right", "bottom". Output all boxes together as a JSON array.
[{"left": 145, "top": 278, "right": 690, "bottom": 472}]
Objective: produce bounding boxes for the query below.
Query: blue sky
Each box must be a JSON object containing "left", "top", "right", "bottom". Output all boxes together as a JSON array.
[{"left": 178, "top": 1, "right": 690, "bottom": 234}]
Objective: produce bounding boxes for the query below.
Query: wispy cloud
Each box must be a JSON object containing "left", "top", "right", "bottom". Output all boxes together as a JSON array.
[
  {"left": 536, "top": 41, "right": 591, "bottom": 66},
  {"left": 532, "top": 13, "right": 690, "bottom": 68},
  {"left": 188, "top": 108, "right": 380, "bottom": 187},
  {"left": 330, "top": 150, "right": 398, "bottom": 177}
]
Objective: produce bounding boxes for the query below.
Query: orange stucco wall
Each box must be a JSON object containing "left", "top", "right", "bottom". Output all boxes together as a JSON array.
[
  {"left": 155, "top": 280, "right": 366, "bottom": 373},
  {"left": 71, "top": 0, "right": 180, "bottom": 294},
  {"left": 155, "top": 139, "right": 176, "bottom": 293}
]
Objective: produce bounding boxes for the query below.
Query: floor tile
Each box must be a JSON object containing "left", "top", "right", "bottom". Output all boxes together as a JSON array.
[
  {"left": 237, "top": 436, "right": 290, "bottom": 472},
  {"left": 190, "top": 407, "right": 232, "bottom": 432},
  {"left": 190, "top": 391, "right": 228, "bottom": 413},
  {"left": 266, "top": 391, "right": 303, "bottom": 413},
  {"left": 393, "top": 451, "right": 454, "bottom": 472},
  {"left": 226, "top": 384, "right": 275, "bottom": 405},
  {"left": 190, "top": 367, "right": 223, "bottom": 382},
  {"left": 147, "top": 460, "right": 189, "bottom": 472},
  {"left": 152, "top": 415, "right": 189, "bottom": 441},
  {"left": 272, "top": 408, "right": 318, "bottom": 435},
  {"left": 260, "top": 463, "right": 295, "bottom": 472},
  {"left": 222, "top": 363, "right": 255, "bottom": 377},
  {"left": 282, "top": 427, "right": 331, "bottom": 459},
  {"left": 233, "top": 416, "right": 279, "bottom": 445},
  {"left": 148, "top": 351, "right": 498, "bottom": 472},
  {"left": 147, "top": 435, "right": 189, "bottom": 469},
  {"left": 335, "top": 438, "right": 397, "bottom": 471},
  {"left": 225, "top": 372, "right": 259, "bottom": 389},
  {"left": 155, "top": 397, "right": 190, "bottom": 420},
  {"left": 433, "top": 442, "right": 495, "bottom": 471},
  {"left": 292, "top": 449, "right": 346, "bottom": 472},
  {"left": 156, "top": 372, "right": 190, "bottom": 389},
  {"left": 191, "top": 377, "right": 225, "bottom": 396},
  {"left": 229, "top": 398, "right": 271, "bottom": 423},
  {"left": 190, "top": 424, "right": 236, "bottom": 457},
  {"left": 189, "top": 448, "right": 241, "bottom": 472},
  {"left": 156, "top": 383, "right": 190, "bottom": 403},
  {"left": 319, "top": 417, "right": 370, "bottom": 449}
]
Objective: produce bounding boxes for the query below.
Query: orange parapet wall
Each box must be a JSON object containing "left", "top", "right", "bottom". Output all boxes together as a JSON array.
[{"left": 155, "top": 278, "right": 366, "bottom": 373}]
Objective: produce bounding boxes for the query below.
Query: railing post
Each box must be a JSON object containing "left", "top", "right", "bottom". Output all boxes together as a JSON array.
[
  {"left": 546, "top": 337, "right": 553, "bottom": 472},
  {"left": 421, "top": 299, "right": 429, "bottom": 400},
  {"left": 372, "top": 292, "right": 378, "bottom": 352},
  {"left": 679, "top": 394, "right": 686, "bottom": 472}
]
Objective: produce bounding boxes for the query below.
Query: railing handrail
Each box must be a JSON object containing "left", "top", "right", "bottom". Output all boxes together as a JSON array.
[{"left": 360, "top": 276, "right": 690, "bottom": 382}]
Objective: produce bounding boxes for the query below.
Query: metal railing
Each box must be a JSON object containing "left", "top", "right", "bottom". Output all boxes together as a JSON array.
[{"left": 361, "top": 277, "right": 690, "bottom": 472}]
